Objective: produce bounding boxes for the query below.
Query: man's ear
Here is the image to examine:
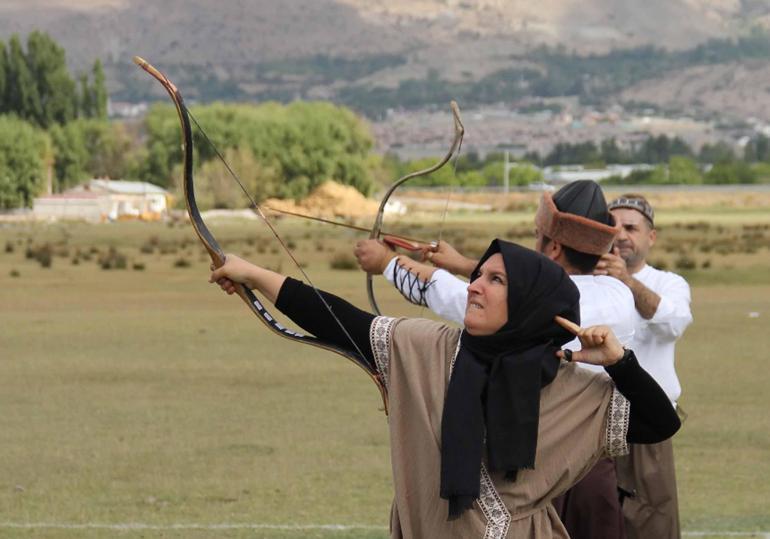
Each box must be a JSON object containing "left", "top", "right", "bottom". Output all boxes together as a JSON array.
[
  {"left": 649, "top": 228, "right": 657, "bottom": 248},
  {"left": 545, "top": 239, "right": 562, "bottom": 261}
]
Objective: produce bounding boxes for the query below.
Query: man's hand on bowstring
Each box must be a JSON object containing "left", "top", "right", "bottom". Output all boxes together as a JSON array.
[
  {"left": 422, "top": 240, "right": 477, "bottom": 278},
  {"left": 594, "top": 247, "right": 632, "bottom": 285}
]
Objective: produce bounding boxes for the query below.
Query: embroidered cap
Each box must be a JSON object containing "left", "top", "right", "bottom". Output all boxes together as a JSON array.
[{"left": 608, "top": 194, "right": 655, "bottom": 226}]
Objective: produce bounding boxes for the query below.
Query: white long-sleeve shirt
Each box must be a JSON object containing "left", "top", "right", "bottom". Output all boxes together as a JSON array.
[
  {"left": 382, "top": 257, "right": 636, "bottom": 375},
  {"left": 629, "top": 264, "right": 693, "bottom": 404}
]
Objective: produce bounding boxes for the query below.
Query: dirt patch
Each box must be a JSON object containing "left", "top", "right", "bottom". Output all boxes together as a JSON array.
[{"left": 263, "top": 181, "right": 380, "bottom": 219}]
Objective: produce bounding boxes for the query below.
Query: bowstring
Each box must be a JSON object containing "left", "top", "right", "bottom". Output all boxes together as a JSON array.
[
  {"left": 419, "top": 127, "right": 464, "bottom": 318},
  {"left": 437, "top": 134, "right": 464, "bottom": 246},
  {"left": 187, "top": 110, "right": 371, "bottom": 365}
]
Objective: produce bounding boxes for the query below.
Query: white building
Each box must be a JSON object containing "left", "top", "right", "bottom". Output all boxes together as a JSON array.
[
  {"left": 33, "top": 179, "right": 170, "bottom": 222},
  {"left": 542, "top": 164, "right": 655, "bottom": 185}
]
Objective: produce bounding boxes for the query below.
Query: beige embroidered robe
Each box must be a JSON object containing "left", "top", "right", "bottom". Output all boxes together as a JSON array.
[{"left": 369, "top": 317, "right": 630, "bottom": 539}]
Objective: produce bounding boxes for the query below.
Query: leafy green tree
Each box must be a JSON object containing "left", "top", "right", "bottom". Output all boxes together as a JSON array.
[
  {"left": 455, "top": 151, "right": 482, "bottom": 173},
  {"left": 79, "top": 119, "right": 132, "bottom": 178},
  {"left": 705, "top": 161, "right": 756, "bottom": 184},
  {"left": 457, "top": 170, "right": 486, "bottom": 187},
  {"left": 5, "top": 35, "right": 42, "bottom": 123},
  {"left": 49, "top": 122, "right": 87, "bottom": 190},
  {"left": 480, "top": 160, "right": 541, "bottom": 187},
  {"left": 635, "top": 135, "right": 693, "bottom": 163},
  {"left": 0, "top": 42, "right": 7, "bottom": 113},
  {"left": 0, "top": 115, "right": 49, "bottom": 208},
  {"left": 743, "top": 135, "right": 770, "bottom": 162},
  {"left": 667, "top": 156, "right": 702, "bottom": 184},
  {"left": 646, "top": 164, "right": 670, "bottom": 184},
  {"left": 48, "top": 119, "right": 136, "bottom": 190},
  {"left": 90, "top": 59, "right": 108, "bottom": 119},
  {"left": 544, "top": 142, "right": 601, "bottom": 166},
  {"left": 140, "top": 101, "right": 378, "bottom": 199},
  {"left": 508, "top": 162, "right": 543, "bottom": 186},
  {"left": 750, "top": 162, "right": 770, "bottom": 183},
  {"left": 195, "top": 146, "right": 282, "bottom": 209},
  {"left": 698, "top": 141, "right": 735, "bottom": 164},
  {"left": 600, "top": 138, "right": 631, "bottom": 164},
  {"left": 25, "top": 31, "right": 77, "bottom": 127},
  {"left": 78, "top": 72, "right": 93, "bottom": 118},
  {"left": 481, "top": 161, "right": 504, "bottom": 186},
  {"left": 400, "top": 157, "right": 458, "bottom": 187}
]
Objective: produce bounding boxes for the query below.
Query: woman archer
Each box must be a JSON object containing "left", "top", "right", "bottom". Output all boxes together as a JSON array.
[{"left": 209, "top": 239, "right": 680, "bottom": 539}]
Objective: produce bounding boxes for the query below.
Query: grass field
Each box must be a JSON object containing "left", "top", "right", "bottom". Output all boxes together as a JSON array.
[{"left": 1, "top": 211, "right": 769, "bottom": 538}]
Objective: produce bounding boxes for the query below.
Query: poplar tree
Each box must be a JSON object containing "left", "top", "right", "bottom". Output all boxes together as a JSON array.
[
  {"left": 91, "top": 59, "right": 108, "bottom": 119},
  {"left": 0, "top": 42, "right": 7, "bottom": 114},
  {"left": 25, "top": 31, "right": 77, "bottom": 126},
  {"left": 5, "top": 35, "right": 42, "bottom": 122},
  {"left": 79, "top": 72, "right": 93, "bottom": 118}
]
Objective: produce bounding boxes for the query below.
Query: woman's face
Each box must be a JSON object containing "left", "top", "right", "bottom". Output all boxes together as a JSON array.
[{"left": 464, "top": 253, "right": 509, "bottom": 336}]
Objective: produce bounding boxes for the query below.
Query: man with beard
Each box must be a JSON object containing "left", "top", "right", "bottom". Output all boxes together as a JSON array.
[
  {"left": 595, "top": 194, "right": 693, "bottom": 539},
  {"left": 355, "top": 180, "right": 636, "bottom": 538}
]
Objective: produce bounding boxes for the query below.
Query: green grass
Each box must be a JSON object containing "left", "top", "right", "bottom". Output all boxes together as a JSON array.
[{"left": 1, "top": 216, "right": 769, "bottom": 537}]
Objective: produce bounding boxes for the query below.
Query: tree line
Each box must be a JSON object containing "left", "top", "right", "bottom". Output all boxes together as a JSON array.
[
  {"left": 384, "top": 133, "right": 770, "bottom": 188},
  {"left": 0, "top": 32, "right": 114, "bottom": 208},
  {"left": 0, "top": 31, "right": 107, "bottom": 127},
  {"left": 2, "top": 32, "right": 769, "bottom": 210},
  {"left": 0, "top": 101, "right": 381, "bottom": 210},
  {"left": 0, "top": 32, "right": 380, "bottom": 209},
  {"left": 533, "top": 135, "right": 770, "bottom": 185}
]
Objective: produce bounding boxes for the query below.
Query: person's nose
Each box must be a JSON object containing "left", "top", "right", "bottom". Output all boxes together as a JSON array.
[{"left": 467, "top": 278, "right": 483, "bottom": 296}]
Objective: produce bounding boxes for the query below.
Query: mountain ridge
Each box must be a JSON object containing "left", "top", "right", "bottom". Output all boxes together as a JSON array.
[{"left": 2, "top": 0, "right": 770, "bottom": 120}]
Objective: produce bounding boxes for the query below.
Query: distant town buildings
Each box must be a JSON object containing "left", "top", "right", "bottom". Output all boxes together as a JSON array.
[
  {"left": 33, "top": 179, "right": 169, "bottom": 222},
  {"left": 372, "top": 104, "right": 735, "bottom": 160}
]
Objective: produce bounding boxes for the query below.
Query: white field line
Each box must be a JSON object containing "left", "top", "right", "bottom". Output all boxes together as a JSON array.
[
  {"left": 683, "top": 534, "right": 770, "bottom": 538},
  {"left": 0, "top": 523, "right": 768, "bottom": 536}
]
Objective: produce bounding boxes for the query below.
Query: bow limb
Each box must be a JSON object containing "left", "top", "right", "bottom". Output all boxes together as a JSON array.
[
  {"left": 133, "top": 57, "right": 389, "bottom": 413},
  {"left": 366, "top": 101, "right": 465, "bottom": 315}
]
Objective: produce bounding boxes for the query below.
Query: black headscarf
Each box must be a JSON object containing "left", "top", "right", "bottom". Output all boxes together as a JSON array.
[{"left": 439, "top": 240, "right": 580, "bottom": 519}]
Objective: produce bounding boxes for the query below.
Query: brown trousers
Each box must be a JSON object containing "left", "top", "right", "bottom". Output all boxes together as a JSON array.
[
  {"left": 616, "top": 439, "right": 681, "bottom": 539},
  {"left": 552, "top": 457, "right": 626, "bottom": 539}
]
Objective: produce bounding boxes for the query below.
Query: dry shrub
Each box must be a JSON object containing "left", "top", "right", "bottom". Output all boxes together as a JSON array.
[
  {"left": 25, "top": 244, "right": 53, "bottom": 268},
  {"left": 99, "top": 247, "right": 127, "bottom": 270},
  {"left": 674, "top": 255, "right": 697, "bottom": 271}
]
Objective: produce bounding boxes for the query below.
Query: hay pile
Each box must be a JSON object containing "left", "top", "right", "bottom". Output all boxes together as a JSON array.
[{"left": 263, "top": 181, "right": 379, "bottom": 219}]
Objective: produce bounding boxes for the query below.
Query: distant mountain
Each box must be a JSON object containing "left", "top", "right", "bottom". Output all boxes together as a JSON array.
[{"left": 2, "top": 0, "right": 770, "bottom": 119}]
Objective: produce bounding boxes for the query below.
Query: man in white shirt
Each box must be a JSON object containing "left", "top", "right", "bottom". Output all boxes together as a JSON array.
[
  {"left": 355, "top": 180, "right": 636, "bottom": 539},
  {"left": 596, "top": 194, "right": 693, "bottom": 539}
]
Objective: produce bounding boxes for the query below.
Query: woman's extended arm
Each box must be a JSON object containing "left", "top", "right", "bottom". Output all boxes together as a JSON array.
[{"left": 210, "top": 254, "right": 376, "bottom": 368}]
